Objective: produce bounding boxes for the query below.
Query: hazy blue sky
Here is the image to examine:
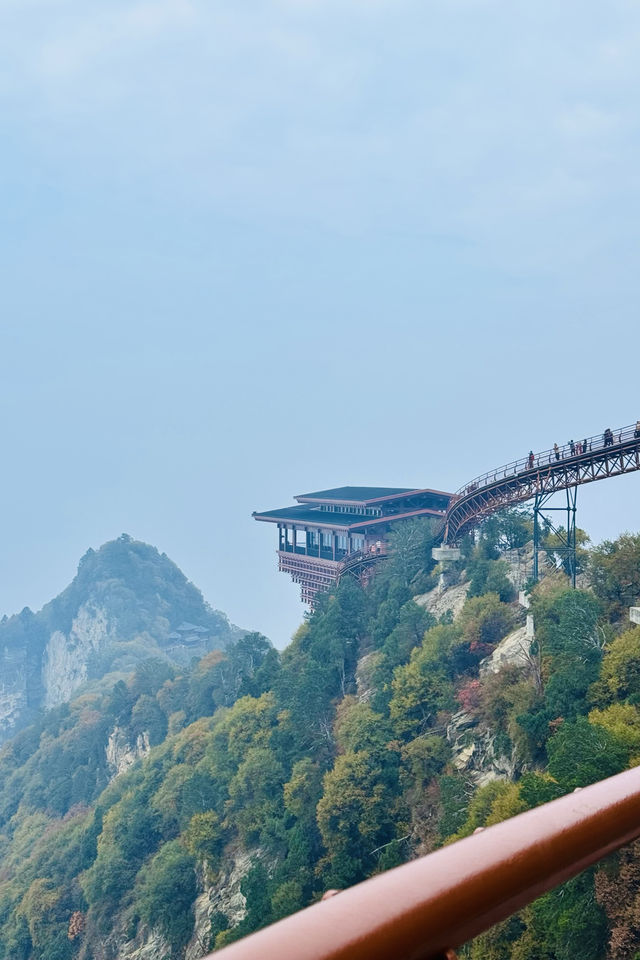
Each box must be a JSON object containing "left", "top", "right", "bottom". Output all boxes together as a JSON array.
[{"left": 2, "top": 0, "right": 640, "bottom": 646}]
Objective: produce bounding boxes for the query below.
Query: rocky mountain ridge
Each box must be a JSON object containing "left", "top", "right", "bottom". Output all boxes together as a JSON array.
[
  {"left": 0, "top": 517, "right": 635, "bottom": 960},
  {"left": 0, "top": 534, "right": 241, "bottom": 744}
]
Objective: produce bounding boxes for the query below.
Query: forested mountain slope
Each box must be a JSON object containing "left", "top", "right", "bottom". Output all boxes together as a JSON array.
[
  {"left": 2, "top": 516, "right": 640, "bottom": 960},
  {"left": 0, "top": 535, "right": 240, "bottom": 744}
]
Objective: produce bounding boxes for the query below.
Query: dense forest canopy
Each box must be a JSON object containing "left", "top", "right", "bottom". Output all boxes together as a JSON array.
[{"left": 2, "top": 516, "right": 640, "bottom": 959}]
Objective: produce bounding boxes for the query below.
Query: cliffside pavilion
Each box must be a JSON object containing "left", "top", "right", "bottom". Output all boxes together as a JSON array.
[{"left": 253, "top": 486, "right": 452, "bottom": 604}]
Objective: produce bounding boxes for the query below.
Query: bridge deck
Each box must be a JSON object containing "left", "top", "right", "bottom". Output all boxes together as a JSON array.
[{"left": 445, "top": 421, "right": 640, "bottom": 541}]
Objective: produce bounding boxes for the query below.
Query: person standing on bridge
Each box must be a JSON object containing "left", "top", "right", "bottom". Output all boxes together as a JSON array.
[
  {"left": 528, "top": 450, "right": 535, "bottom": 469},
  {"left": 554, "top": 443, "right": 560, "bottom": 460},
  {"left": 635, "top": 421, "right": 640, "bottom": 439},
  {"left": 584, "top": 437, "right": 589, "bottom": 452},
  {"left": 604, "top": 427, "right": 614, "bottom": 447},
  {"left": 569, "top": 440, "right": 575, "bottom": 455}
]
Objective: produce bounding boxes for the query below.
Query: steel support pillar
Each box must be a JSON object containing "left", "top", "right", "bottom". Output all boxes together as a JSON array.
[{"left": 533, "top": 487, "right": 577, "bottom": 587}]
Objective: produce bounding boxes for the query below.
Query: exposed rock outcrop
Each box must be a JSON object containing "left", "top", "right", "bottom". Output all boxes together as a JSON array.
[
  {"left": 89, "top": 919, "right": 171, "bottom": 960},
  {"left": 106, "top": 726, "right": 151, "bottom": 779},
  {"left": 414, "top": 581, "right": 469, "bottom": 620},
  {"left": 480, "top": 624, "right": 532, "bottom": 676},
  {"left": 447, "top": 710, "right": 517, "bottom": 787},
  {"left": 185, "top": 846, "right": 269, "bottom": 960},
  {"left": 355, "top": 651, "right": 378, "bottom": 703},
  {"left": 0, "top": 680, "right": 27, "bottom": 741},
  {"left": 43, "top": 603, "right": 110, "bottom": 709}
]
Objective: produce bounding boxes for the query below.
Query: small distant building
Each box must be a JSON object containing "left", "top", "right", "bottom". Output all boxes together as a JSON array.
[
  {"left": 253, "top": 486, "right": 452, "bottom": 605},
  {"left": 166, "top": 622, "right": 212, "bottom": 660}
]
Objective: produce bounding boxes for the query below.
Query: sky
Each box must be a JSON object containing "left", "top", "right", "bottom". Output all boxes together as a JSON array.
[{"left": 2, "top": 0, "right": 640, "bottom": 648}]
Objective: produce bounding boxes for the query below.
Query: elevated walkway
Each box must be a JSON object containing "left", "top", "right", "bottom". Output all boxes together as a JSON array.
[{"left": 444, "top": 421, "right": 640, "bottom": 542}]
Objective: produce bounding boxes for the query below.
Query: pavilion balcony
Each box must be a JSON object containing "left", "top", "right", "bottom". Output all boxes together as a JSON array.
[
  {"left": 277, "top": 551, "right": 343, "bottom": 605},
  {"left": 279, "top": 544, "right": 349, "bottom": 562}
]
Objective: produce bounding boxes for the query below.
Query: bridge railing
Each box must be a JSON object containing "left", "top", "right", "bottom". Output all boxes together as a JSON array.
[
  {"left": 212, "top": 765, "right": 640, "bottom": 960},
  {"left": 455, "top": 421, "right": 640, "bottom": 500}
]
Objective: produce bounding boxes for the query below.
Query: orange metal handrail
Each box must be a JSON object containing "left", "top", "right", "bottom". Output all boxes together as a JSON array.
[{"left": 211, "top": 766, "right": 640, "bottom": 960}]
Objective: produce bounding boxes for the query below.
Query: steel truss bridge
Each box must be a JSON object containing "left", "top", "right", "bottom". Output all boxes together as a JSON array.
[
  {"left": 338, "top": 422, "right": 640, "bottom": 591},
  {"left": 225, "top": 421, "right": 640, "bottom": 960},
  {"left": 443, "top": 420, "right": 640, "bottom": 543}
]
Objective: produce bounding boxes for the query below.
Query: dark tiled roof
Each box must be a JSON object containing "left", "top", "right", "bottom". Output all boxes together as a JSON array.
[
  {"left": 253, "top": 504, "right": 447, "bottom": 529},
  {"left": 253, "top": 505, "right": 365, "bottom": 529},
  {"left": 295, "top": 486, "right": 416, "bottom": 504}
]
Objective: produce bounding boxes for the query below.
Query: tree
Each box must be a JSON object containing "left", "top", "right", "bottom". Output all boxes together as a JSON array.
[
  {"left": 511, "top": 871, "right": 607, "bottom": 960},
  {"left": 533, "top": 589, "right": 602, "bottom": 660},
  {"left": 447, "top": 780, "right": 519, "bottom": 841},
  {"left": 131, "top": 694, "right": 167, "bottom": 745},
  {"left": 389, "top": 646, "right": 453, "bottom": 739},
  {"left": 283, "top": 759, "right": 323, "bottom": 821},
  {"left": 466, "top": 557, "right": 515, "bottom": 603},
  {"left": 183, "top": 810, "right": 223, "bottom": 866},
  {"left": 595, "top": 626, "right": 640, "bottom": 703},
  {"left": 17, "top": 878, "right": 71, "bottom": 960},
  {"left": 546, "top": 717, "right": 629, "bottom": 790},
  {"left": 518, "top": 772, "right": 563, "bottom": 809},
  {"left": 399, "top": 735, "right": 449, "bottom": 795},
  {"left": 595, "top": 839, "right": 640, "bottom": 959},
  {"left": 437, "top": 775, "right": 470, "bottom": 839},
  {"left": 316, "top": 749, "right": 400, "bottom": 887},
  {"left": 334, "top": 700, "right": 392, "bottom": 758},
  {"left": 270, "top": 880, "right": 305, "bottom": 922},
  {"left": 136, "top": 840, "right": 197, "bottom": 951},
  {"left": 386, "top": 518, "right": 437, "bottom": 588},
  {"left": 226, "top": 747, "right": 285, "bottom": 843},
  {"left": 130, "top": 658, "right": 175, "bottom": 699},
  {"left": 588, "top": 703, "right": 640, "bottom": 755},
  {"left": 531, "top": 587, "right": 604, "bottom": 722},
  {"left": 453, "top": 593, "right": 515, "bottom": 672},
  {"left": 590, "top": 532, "right": 640, "bottom": 619}
]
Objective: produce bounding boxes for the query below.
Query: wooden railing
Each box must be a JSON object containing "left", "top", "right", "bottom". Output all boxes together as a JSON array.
[{"left": 211, "top": 765, "right": 640, "bottom": 960}]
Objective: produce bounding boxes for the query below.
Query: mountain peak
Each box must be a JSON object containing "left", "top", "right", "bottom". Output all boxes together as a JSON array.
[{"left": 0, "top": 537, "right": 241, "bottom": 744}]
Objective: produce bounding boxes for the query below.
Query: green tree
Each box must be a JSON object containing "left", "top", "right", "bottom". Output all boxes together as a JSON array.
[
  {"left": 136, "top": 839, "right": 197, "bottom": 951},
  {"left": 588, "top": 702, "right": 640, "bottom": 755},
  {"left": 590, "top": 532, "right": 640, "bottom": 619},
  {"left": 226, "top": 747, "right": 285, "bottom": 843},
  {"left": 386, "top": 518, "right": 437, "bottom": 589},
  {"left": 182, "top": 810, "right": 223, "bottom": 866},
  {"left": 546, "top": 717, "right": 629, "bottom": 790},
  {"left": 389, "top": 645, "right": 453, "bottom": 739},
  {"left": 316, "top": 749, "right": 400, "bottom": 887},
  {"left": 512, "top": 871, "right": 607, "bottom": 960},
  {"left": 595, "top": 625, "right": 640, "bottom": 703},
  {"left": 131, "top": 694, "right": 167, "bottom": 745}
]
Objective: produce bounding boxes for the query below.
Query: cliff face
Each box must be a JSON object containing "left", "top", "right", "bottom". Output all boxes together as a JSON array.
[
  {"left": 0, "top": 606, "right": 48, "bottom": 742},
  {"left": 42, "top": 602, "right": 111, "bottom": 709},
  {"left": 0, "top": 535, "right": 241, "bottom": 744}
]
